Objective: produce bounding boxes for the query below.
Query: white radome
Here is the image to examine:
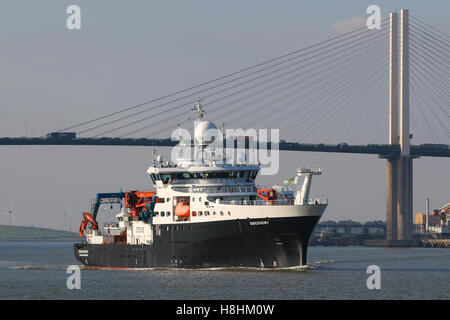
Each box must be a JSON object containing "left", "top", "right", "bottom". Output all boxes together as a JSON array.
[{"left": 194, "top": 120, "right": 218, "bottom": 145}]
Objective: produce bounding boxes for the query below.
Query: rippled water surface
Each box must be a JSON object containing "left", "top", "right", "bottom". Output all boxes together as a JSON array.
[{"left": 0, "top": 242, "right": 449, "bottom": 299}]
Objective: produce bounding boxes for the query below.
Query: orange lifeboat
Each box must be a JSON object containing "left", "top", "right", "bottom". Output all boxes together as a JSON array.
[
  {"left": 257, "top": 188, "right": 277, "bottom": 205},
  {"left": 175, "top": 202, "right": 190, "bottom": 219}
]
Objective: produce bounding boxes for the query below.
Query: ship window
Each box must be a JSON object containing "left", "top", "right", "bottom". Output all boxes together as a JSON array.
[
  {"left": 167, "top": 212, "right": 171, "bottom": 216},
  {"left": 199, "top": 211, "right": 203, "bottom": 216},
  {"left": 199, "top": 197, "right": 202, "bottom": 202},
  {"left": 205, "top": 211, "right": 210, "bottom": 216},
  {"left": 161, "top": 174, "right": 172, "bottom": 183},
  {"left": 192, "top": 211, "right": 197, "bottom": 216},
  {"left": 167, "top": 198, "right": 170, "bottom": 202},
  {"left": 220, "top": 211, "right": 224, "bottom": 216},
  {"left": 228, "top": 211, "right": 231, "bottom": 215},
  {"left": 161, "top": 212, "right": 165, "bottom": 217},
  {"left": 192, "top": 197, "right": 195, "bottom": 202},
  {"left": 213, "top": 211, "right": 216, "bottom": 215},
  {"left": 248, "top": 170, "right": 258, "bottom": 181}
]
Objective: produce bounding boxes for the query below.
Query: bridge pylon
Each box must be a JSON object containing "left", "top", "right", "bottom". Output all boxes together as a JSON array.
[{"left": 374, "top": 9, "right": 416, "bottom": 247}]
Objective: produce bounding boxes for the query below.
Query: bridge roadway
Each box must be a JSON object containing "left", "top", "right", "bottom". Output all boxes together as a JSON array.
[{"left": 1, "top": 137, "right": 449, "bottom": 158}]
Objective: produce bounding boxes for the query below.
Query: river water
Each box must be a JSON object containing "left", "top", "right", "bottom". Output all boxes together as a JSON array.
[{"left": 0, "top": 242, "right": 448, "bottom": 300}]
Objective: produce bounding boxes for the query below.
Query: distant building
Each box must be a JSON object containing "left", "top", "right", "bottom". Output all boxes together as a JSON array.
[
  {"left": 350, "top": 226, "right": 363, "bottom": 235},
  {"left": 315, "top": 220, "right": 386, "bottom": 236},
  {"left": 415, "top": 211, "right": 441, "bottom": 225},
  {"left": 429, "top": 224, "right": 450, "bottom": 235},
  {"left": 415, "top": 203, "right": 450, "bottom": 236},
  {"left": 367, "top": 226, "right": 385, "bottom": 235},
  {"left": 47, "top": 132, "right": 76, "bottom": 139},
  {"left": 415, "top": 205, "right": 449, "bottom": 234}
]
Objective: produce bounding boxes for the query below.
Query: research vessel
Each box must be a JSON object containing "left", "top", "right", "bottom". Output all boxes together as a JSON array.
[{"left": 74, "top": 99, "right": 327, "bottom": 268}]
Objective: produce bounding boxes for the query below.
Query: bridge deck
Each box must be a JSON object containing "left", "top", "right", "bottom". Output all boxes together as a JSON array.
[{"left": 0, "top": 137, "right": 448, "bottom": 157}]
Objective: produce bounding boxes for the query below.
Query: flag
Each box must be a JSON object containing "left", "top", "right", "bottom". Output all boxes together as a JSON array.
[{"left": 284, "top": 177, "right": 295, "bottom": 184}]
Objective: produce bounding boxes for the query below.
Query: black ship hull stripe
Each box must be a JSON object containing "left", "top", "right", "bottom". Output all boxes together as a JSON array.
[{"left": 74, "top": 216, "right": 321, "bottom": 268}]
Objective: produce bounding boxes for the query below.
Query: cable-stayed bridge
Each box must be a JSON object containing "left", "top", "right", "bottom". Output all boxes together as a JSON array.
[
  {"left": 2, "top": 13, "right": 448, "bottom": 153},
  {"left": 1, "top": 136, "right": 448, "bottom": 157},
  {"left": 1, "top": 10, "right": 448, "bottom": 244}
]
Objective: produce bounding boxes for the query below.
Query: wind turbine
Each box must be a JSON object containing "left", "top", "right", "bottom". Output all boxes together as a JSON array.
[
  {"left": 62, "top": 209, "right": 68, "bottom": 231},
  {"left": 4, "top": 200, "right": 16, "bottom": 226}
]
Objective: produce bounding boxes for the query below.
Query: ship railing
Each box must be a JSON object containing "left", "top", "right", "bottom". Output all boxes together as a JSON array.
[
  {"left": 307, "top": 198, "right": 328, "bottom": 205},
  {"left": 257, "top": 185, "right": 296, "bottom": 192},
  {"left": 173, "top": 186, "right": 257, "bottom": 194},
  {"left": 172, "top": 186, "right": 191, "bottom": 193},
  {"left": 218, "top": 198, "right": 328, "bottom": 206},
  {"left": 218, "top": 199, "right": 295, "bottom": 206}
]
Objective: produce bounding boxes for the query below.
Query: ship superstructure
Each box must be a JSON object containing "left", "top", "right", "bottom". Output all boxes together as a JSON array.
[{"left": 74, "top": 99, "right": 327, "bottom": 268}]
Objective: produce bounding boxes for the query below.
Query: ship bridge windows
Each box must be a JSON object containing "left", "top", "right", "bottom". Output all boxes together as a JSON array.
[
  {"left": 151, "top": 170, "right": 259, "bottom": 184},
  {"left": 248, "top": 170, "right": 258, "bottom": 181}
]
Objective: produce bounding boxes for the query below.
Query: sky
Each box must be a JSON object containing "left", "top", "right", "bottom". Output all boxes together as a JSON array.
[{"left": 0, "top": 0, "right": 449, "bottom": 229}]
